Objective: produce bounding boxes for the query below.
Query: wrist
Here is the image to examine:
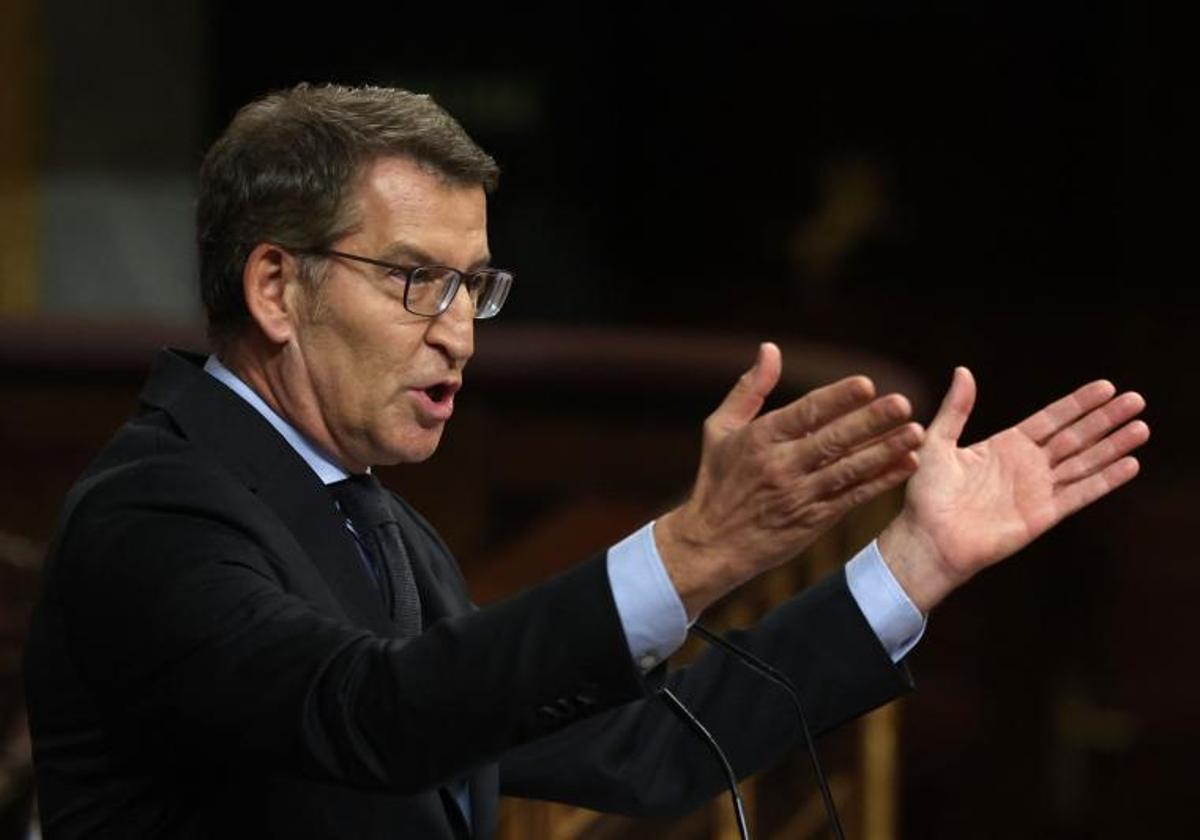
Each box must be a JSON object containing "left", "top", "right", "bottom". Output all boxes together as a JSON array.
[
  {"left": 653, "top": 508, "right": 735, "bottom": 620},
  {"left": 877, "top": 513, "right": 962, "bottom": 614}
]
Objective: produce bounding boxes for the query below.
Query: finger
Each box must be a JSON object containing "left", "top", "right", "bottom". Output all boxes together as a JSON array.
[
  {"left": 1044, "top": 391, "right": 1147, "bottom": 466},
  {"left": 759, "top": 374, "right": 877, "bottom": 443},
  {"left": 819, "top": 451, "right": 921, "bottom": 520},
  {"left": 927, "top": 366, "right": 976, "bottom": 444},
  {"left": 1017, "top": 379, "right": 1118, "bottom": 444},
  {"left": 707, "top": 342, "right": 783, "bottom": 434},
  {"left": 791, "top": 394, "right": 916, "bottom": 470},
  {"left": 1053, "top": 456, "right": 1141, "bottom": 520},
  {"left": 808, "top": 422, "right": 925, "bottom": 498},
  {"left": 1052, "top": 419, "right": 1150, "bottom": 484}
]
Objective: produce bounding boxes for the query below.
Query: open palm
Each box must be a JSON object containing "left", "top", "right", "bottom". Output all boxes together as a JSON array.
[{"left": 883, "top": 367, "right": 1148, "bottom": 610}]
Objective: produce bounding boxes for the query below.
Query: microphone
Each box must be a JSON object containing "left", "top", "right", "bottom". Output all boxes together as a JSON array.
[
  {"left": 691, "top": 623, "right": 846, "bottom": 840},
  {"left": 658, "top": 686, "right": 752, "bottom": 840}
]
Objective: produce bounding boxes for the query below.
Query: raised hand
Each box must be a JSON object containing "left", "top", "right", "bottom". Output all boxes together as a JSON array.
[
  {"left": 879, "top": 367, "right": 1150, "bottom": 612},
  {"left": 657, "top": 343, "right": 926, "bottom": 618}
]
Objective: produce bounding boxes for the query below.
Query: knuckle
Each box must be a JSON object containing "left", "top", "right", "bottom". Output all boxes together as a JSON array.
[
  {"left": 703, "top": 414, "right": 734, "bottom": 446},
  {"left": 892, "top": 426, "right": 918, "bottom": 450},
  {"left": 799, "top": 401, "right": 821, "bottom": 432},
  {"left": 846, "top": 481, "right": 878, "bottom": 508},
  {"left": 812, "top": 434, "right": 844, "bottom": 463},
  {"left": 797, "top": 499, "right": 829, "bottom": 528},
  {"left": 760, "top": 461, "right": 788, "bottom": 491},
  {"left": 787, "top": 397, "right": 818, "bottom": 436},
  {"left": 827, "top": 462, "right": 859, "bottom": 494},
  {"left": 845, "top": 485, "right": 868, "bottom": 507}
]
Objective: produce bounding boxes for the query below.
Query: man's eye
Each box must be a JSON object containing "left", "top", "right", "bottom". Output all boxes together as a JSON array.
[{"left": 406, "top": 269, "right": 440, "bottom": 287}]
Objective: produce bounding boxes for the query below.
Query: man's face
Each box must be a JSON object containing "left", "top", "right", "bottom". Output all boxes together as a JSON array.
[{"left": 283, "top": 156, "right": 489, "bottom": 470}]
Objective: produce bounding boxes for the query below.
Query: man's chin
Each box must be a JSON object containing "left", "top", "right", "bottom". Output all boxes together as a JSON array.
[{"left": 370, "top": 430, "right": 444, "bottom": 466}]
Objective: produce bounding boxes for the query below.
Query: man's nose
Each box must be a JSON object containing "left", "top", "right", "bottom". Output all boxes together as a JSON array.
[{"left": 426, "top": 285, "right": 475, "bottom": 365}]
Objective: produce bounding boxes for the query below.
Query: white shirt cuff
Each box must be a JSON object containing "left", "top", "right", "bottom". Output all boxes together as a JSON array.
[
  {"left": 845, "top": 539, "right": 927, "bottom": 663},
  {"left": 606, "top": 521, "right": 689, "bottom": 672}
]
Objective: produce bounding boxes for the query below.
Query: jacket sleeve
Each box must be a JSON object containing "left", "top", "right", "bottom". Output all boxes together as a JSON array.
[
  {"left": 498, "top": 568, "right": 914, "bottom": 817},
  {"left": 39, "top": 467, "right": 648, "bottom": 795}
]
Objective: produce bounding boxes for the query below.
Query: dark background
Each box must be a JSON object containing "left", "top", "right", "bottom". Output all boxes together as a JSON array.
[{"left": 9, "top": 1, "right": 1195, "bottom": 836}]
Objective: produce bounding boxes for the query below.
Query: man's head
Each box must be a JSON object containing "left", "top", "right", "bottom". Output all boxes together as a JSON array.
[
  {"left": 197, "top": 83, "right": 503, "bottom": 470},
  {"left": 198, "top": 83, "right": 500, "bottom": 348}
]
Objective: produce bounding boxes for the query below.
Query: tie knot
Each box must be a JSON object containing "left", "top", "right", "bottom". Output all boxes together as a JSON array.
[{"left": 330, "top": 473, "right": 395, "bottom": 529}]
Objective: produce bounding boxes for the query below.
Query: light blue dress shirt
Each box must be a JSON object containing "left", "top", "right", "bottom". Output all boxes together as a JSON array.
[{"left": 610, "top": 523, "right": 925, "bottom": 668}]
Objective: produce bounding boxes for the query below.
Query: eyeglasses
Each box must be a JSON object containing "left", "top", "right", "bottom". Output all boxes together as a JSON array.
[{"left": 303, "top": 248, "right": 514, "bottom": 319}]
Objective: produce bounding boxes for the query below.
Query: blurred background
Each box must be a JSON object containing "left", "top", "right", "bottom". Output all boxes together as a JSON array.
[{"left": 0, "top": 1, "right": 1192, "bottom": 837}]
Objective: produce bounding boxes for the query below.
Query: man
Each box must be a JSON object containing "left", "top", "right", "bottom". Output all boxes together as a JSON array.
[{"left": 24, "top": 84, "right": 1148, "bottom": 838}]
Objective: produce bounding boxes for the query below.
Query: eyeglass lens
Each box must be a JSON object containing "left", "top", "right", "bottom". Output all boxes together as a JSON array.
[{"left": 405, "top": 267, "right": 512, "bottom": 319}]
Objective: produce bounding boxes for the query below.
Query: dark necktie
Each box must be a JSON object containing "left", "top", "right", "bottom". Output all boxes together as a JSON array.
[
  {"left": 329, "top": 474, "right": 423, "bottom": 637},
  {"left": 332, "top": 475, "right": 470, "bottom": 832}
]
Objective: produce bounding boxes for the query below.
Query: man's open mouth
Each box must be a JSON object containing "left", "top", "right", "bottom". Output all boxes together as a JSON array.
[{"left": 425, "top": 384, "right": 451, "bottom": 403}]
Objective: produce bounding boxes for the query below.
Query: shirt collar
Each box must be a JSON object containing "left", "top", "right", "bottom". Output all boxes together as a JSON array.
[{"left": 203, "top": 355, "right": 352, "bottom": 485}]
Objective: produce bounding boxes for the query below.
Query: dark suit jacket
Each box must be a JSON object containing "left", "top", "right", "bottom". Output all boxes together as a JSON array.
[{"left": 24, "top": 349, "right": 913, "bottom": 838}]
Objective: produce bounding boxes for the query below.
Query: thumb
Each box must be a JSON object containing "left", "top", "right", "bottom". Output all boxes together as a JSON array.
[
  {"left": 928, "top": 366, "right": 977, "bottom": 443},
  {"left": 709, "top": 342, "right": 782, "bottom": 433}
]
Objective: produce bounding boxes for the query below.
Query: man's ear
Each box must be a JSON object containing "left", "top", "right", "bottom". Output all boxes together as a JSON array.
[{"left": 243, "top": 243, "right": 300, "bottom": 344}]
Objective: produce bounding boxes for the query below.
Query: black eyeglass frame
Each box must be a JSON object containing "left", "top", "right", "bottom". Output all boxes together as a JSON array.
[{"left": 299, "top": 248, "right": 514, "bottom": 320}]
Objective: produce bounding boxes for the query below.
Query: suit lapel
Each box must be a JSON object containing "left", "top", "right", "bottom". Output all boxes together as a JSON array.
[
  {"left": 403, "top": 534, "right": 468, "bottom": 629},
  {"left": 386, "top": 500, "right": 473, "bottom": 629},
  {"left": 141, "top": 349, "right": 395, "bottom": 636},
  {"left": 254, "top": 465, "right": 396, "bottom": 636}
]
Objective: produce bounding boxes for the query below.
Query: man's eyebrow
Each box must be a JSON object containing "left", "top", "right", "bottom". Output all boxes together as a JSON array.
[
  {"left": 378, "top": 243, "right": 436, "bottom": 265},
  {"left": 378, "top": 242, "right": 492, "bottom": 272}
]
